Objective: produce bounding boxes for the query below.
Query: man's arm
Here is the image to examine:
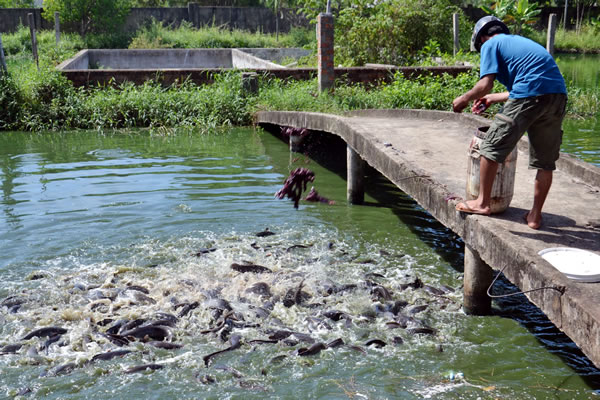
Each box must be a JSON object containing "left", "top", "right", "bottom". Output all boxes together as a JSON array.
[{"left": 452, "top": 74, "right": 496, "bottom": 113}]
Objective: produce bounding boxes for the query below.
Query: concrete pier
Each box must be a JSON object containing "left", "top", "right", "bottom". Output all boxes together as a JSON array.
[
  {"left": 256, "top": 109, "right": 600, "bottom": 368},
  {"left": 463, "top": 244, "right": 493, "bottom": 315},
  {"left": 347, "top": 145, "right": 365, "bottom": 204}
]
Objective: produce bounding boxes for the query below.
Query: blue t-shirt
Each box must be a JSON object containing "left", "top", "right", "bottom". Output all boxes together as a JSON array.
[{"left": 480, "top": 34, "right": 567, "bottom": 99}]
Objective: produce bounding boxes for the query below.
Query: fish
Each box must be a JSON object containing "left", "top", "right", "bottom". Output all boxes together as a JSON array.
[
  {"left": 231, "top": 263, "right": 272, "bottom": 274},
  {"left": 121, "top": 326, "right": 170, "bottom": 342},
  {"left": 322, "top": 310, "right": 348, "bottom": 322},
  {"left": 194, "top": 248, "right": 217, "bottom": 256},
  {"left": 365, "top": 339, "right": 386, "bottom": 348},
  {"left": 408, "top": 305, "right": 428, "bottom": 315},
  {"left": 255, "top": 228, "right": 275, "bottom": 237},
  {"left": 42, "top": 362, "right": 76, "bottom": 377},
  {"left": 91, "top": 350, "right": 133, "bottom": 362},
  {"left": 406, "top": 327, "right": 436, "bottom": 336},
  {"left": 21, "top": 327, "right": 67, "bottom": 340},
  {"left": 297, "top": 342, "right": 326, "bottom": 356},
  {"left": 119, "top": 318, "right": 147, "bottom": 333},
  {"left": 203, "top": 335, "right": 242, "bottom": 367},
  {"left": 326, "top": 338, "right": 344, "bottom": 348},
  {"left": 245, "top": 282, "right": 272, "bottom": 297},
  {"left": 1, "top": 296, "right": 26, "bottom": 308},
  {"left": 125, "top": 285, "right": 150, "bottom": 294},
  {"left": 0, "top": 343, "right": 23, "bottom": 354},
  {"left": 41, "top": 334, "right": 62, "bottom": 353},
  {"left": 124, "top": 363, "right": 163, "bottom": 374},
  {"left": 294, "top": 279, "right": 307, "bottom": 306},
  {"left": 147, "top": 341, "right": 183, "bottom": 350},
  {"left": 178, "top": 301, "right": 200, "bottom": 317},
  {"left": 423, "top": 285, "right": 446, "bottom": 296}
]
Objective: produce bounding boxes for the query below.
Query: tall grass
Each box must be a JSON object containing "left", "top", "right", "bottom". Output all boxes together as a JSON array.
[
  {"left": 129, "top": 19, "right": 315, "bottom": 49},
  {"left": 1, "top": 22, "right": 597, "bottom": 132},
  {"left": 528, "top": 24, "right": 600, "bottom": 53}
]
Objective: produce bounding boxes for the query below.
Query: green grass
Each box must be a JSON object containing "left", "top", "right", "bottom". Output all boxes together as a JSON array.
[
  {"left": 128, "top": 19, "right": 315, "bottom": 50},
  {"left": 528, "top": 24, "right": 600, "bottom": 53},
  {"left": 1, "top": 22, "right": 597, "bottom": 132}
]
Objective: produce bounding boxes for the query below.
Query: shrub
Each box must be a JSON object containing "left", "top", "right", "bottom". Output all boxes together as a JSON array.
[
  {"left": 0, "top": 73, "right": 21, "bottom": 130},
  {"left": 334, "top": 0, "right": 471, "bottom": 66}
]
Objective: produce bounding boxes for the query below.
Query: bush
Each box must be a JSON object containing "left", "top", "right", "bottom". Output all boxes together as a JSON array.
[
  {"left": 334, "top": 0, "right": 471, "bottom": 66},
  {"left": 0, "top": 73, "right": 21, "bottom": 130}
]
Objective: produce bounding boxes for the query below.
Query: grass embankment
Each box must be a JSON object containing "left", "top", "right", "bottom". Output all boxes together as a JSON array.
[
  {"left": 529, "top": 25, "right": 600, "bottom": 53},
  {"left": 1, "top": 27, "right": 598, "bottom": 132}
]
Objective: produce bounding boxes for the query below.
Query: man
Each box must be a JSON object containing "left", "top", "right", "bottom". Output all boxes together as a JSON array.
[{"left": 452, "top": 16, "right": 567, "bottom": 230}]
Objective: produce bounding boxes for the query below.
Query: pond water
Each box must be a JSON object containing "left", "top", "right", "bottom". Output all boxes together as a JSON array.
[
  {"left": 557, "top": 53, "right": 600, "bottom": 167},
  {"left": 1, "top": 128, "right": 599, "bottom": 399}
]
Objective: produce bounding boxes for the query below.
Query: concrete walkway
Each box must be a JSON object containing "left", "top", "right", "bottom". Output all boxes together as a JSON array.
[{"left": 256, "top": 109, "right": 600, "bottom": 368}]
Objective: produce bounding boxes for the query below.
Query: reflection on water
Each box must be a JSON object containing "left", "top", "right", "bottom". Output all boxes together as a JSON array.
[
  {"left": 0, "top": 128, "right": 599, "bottom": 399},
  {"left": 557, "top": 53, "right": 600, "bottom": 166},
  {"left": 557, "top": 54, "right": 600, "bottom": 89}
]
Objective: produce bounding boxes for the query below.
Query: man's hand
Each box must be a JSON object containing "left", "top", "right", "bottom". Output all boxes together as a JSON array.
[
  {"left": 471, "top": 98, "right": 488, "bottom": 114},
  {"left": 452, "top": 95, "right": 469, "bottom": 113}
]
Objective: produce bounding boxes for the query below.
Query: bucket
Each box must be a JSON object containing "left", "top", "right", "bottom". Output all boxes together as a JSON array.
[{"left": 466, "top": 126, "right": 517, "bottom": 214}]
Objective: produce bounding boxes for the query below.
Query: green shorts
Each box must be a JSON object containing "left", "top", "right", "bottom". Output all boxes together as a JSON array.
[{"left": 479, "top": 93, "right": 567, "bottom": 170}]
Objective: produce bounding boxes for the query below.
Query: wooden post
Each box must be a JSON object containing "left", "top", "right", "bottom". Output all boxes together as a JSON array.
[
  {"left": 241, "top": 72, "right": 258, "bottom": 95},
  {"left": 55, "top": 12, "right": 61, "bottom": 45},
  {"left": 347, "top": 145, "right": 365, "bottom": 204},
  {"left": 0, "top": 33, "right": 7, "bottom": 77},
  {"left": 463, "top": 244, "right": 493, "bottom": 315},
  {"left": 546, "top": 13, "right": 557, "bottom": 56},
  {"left": 28, "top": 13, "right": 39, "bottom": 70},
  {"left": 453, "top": 13, "right": 460, "bottom": 56}
]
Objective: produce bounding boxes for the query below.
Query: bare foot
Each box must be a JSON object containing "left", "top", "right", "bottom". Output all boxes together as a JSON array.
[
  {"left": 455, "top": 200, "right": 491, "bottom": 215},
  {"left": 524, "top": 211, "right": 542, "bottom": 230}
]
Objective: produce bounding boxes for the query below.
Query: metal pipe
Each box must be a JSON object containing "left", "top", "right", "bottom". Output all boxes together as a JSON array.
[{"left": 326, "top": 0, "right": 331, "bottom": 14}]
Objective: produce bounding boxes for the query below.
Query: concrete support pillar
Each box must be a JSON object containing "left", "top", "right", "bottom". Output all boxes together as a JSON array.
[
  {"left": 546, "top": 13, "right": 557, "bottom": 56},
  {"left": 463, "top": 244, "right": 493, "bottom": 315},
  {"left": 347, "top": 145, "right": 365, "bottom": 204},
  {"left": 317, "top": 13, "right": 334, "bottom": 93},
  {"left": 453, "top": 13, "right": 460, "bottom": 56},
  {"left": 55, "top": 12, "right": 61, "bottom": 45}
]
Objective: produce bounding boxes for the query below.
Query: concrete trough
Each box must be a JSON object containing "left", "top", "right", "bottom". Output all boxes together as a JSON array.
[{"left": 57, "top": 48, "right": 310, "bottom": 70}]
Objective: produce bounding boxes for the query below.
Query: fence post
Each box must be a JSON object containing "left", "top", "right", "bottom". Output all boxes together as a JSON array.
[
  {"left": 546, "top": 13, "right": 557, "bottom": 56},
  {"left": 453, "top": 13, "right": 460, "bottom": 56},
  {"left": 55, "top": 12, "right": 61, "bottom": 45},
  {"left": 28, "top": 13, "right": 39, "bottom": 70},
  {"left": 0, "top": 33, "right": 7, "bottom": 77},
  {"left": 317, "top": 12, "right": 334, "bottom": 93}
]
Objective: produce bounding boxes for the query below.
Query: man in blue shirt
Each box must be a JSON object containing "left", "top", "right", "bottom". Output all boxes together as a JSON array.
[{"left": 452, "top": 16, "right": 567, "bottom": 229}]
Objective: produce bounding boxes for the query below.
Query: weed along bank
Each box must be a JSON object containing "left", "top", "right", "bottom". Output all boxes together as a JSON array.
[{"left": 256, "top": 109, "right": 600, "bottom": 369}]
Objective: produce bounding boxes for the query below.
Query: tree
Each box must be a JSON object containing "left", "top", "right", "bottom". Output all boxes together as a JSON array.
[
  {"left": 482, "top": 0, "right": 541, "bottom": 35},
  {"left": 0, "top": 0, "right": 35, "bottom": 7},
  {"left": 42, "top": 0, "right": 131, "bottom": 37},
  {"left": 333, "top": 0, "right": 468, "bottom": 66}
]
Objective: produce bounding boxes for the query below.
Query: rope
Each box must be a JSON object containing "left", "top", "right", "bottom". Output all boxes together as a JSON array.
[{"left": 486, "top": 263, "right": 565, "bottom": 299}]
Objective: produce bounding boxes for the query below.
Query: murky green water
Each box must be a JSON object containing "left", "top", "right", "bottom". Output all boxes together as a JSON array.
[
  {"left": 1, "top": 128, "right": 598, "bottom": 399},
  {"left": 557, "top": 53, "right": 600, "bottom": 166}
]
